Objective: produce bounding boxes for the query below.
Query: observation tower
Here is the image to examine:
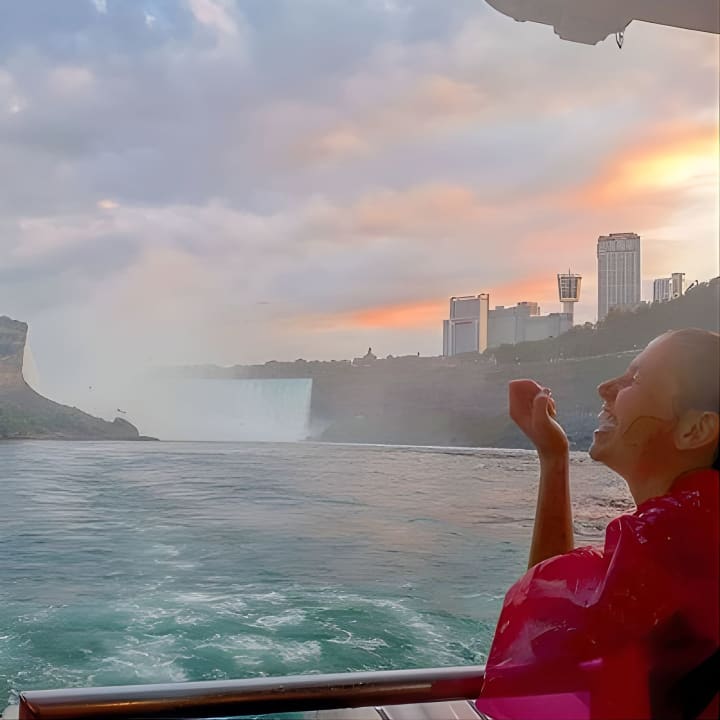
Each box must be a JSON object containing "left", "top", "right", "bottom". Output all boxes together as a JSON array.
[{"left": 557, "top": 272, "right": 582, "bottom": 322}]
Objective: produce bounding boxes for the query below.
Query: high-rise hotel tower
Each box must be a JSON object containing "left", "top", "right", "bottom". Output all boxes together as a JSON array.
[{"left": 597, "top": 232, "right": 641, "bottom": 321}]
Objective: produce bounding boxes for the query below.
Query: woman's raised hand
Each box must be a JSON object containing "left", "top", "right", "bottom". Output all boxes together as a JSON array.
[{"left": 509, "top": 379, "right": 569, "bottom": 457}]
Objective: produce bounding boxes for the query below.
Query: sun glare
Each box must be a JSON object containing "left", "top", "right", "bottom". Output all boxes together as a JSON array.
[{"left": 617, "top": 126, "right": 719, "bottom": 192}]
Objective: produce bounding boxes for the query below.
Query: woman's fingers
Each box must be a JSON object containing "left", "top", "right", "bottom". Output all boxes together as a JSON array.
[
  {"left": 532, "top": 390, "right": 554, "bottom": 424},
  {"left": 508, "top": 379, "right": 544, "bottom": 423},
  {"left": 548, "top": 397, "right": 557, "bottom": 418},
  {"left": 508, "top": 380, "right": 568, "bottom": 454}
]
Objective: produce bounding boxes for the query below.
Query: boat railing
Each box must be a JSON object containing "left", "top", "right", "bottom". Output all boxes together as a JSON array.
[{"left": 12, "top": 665, "right": 486, "bottom": 719}]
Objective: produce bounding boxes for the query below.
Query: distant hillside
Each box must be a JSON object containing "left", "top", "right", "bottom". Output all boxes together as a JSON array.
[
  {"left": 489, "top": 277, "right": 720, "bottom": 364},
  {"left": 170, "top": 350, "right": 638, "bottom": 450},
  {"left": 162, "top": 278, "right": 719, "bottom": 449},
  {"left": 0, "top": 316, "right": 143, "bottom": 440}
]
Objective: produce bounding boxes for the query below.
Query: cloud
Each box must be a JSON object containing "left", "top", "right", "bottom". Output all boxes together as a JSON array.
[
  {"left": 48, "top": 65, "right": 95, "bottom": 95},
  {"left": 187, "top": 0, "right": 240, "bottom": 37},
  {"left": 344, "top": 183, "right": 492, "bottom": 237},
  {"left": 296, "top": 73, "right": 487, "bottom": 163},
  {"left": 298, "top": 270, "right": 576, "bottom": 334},
  {"left": 318, "top": 299, "right": 448, "bottom": 331},
  {"left": 0, "top": 0, "right": 717, "bottom": 390},
  {"left": 579, "top": 121, "right": 719, "bottom": 205}
]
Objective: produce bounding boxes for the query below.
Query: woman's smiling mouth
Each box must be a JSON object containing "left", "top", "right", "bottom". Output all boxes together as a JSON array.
[{"left": 596, "top": 409, "right": 618, "bottom": 433}]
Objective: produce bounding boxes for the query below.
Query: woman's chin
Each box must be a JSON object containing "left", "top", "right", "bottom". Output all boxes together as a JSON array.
[{"left": 589, "top": 429, "right": 613, "bottom": 460}]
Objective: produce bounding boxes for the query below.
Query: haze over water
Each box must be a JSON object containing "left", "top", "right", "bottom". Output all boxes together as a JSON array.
[{"left": 0, "top": 441, "right": 632, "bottom": 711}]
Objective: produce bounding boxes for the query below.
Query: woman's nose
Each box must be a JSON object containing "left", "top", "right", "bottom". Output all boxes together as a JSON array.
[{"left": 597, "top": 378, "right": 616, "bottom": 400}]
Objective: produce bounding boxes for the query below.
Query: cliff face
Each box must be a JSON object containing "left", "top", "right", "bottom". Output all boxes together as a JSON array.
[
  {"left": 0, "top": 316, "right": 28, "bottom": 387},
  {"left": 0, "top": 315, "right": 142, "bottom": 440}
]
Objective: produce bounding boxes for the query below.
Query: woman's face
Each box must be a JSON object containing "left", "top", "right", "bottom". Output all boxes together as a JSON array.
[{"left": 589, "top": 334, "right": 681, "bottom": 475}]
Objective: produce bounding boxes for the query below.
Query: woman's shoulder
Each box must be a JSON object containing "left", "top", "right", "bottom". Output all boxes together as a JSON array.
[{"left": 606, "top": 468, "right": 718, "bottom": 551}]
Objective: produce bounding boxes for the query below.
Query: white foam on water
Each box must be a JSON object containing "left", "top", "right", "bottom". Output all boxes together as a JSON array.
[
  {"left": 192, "top": 632, "right": 322, "bottom": 666},
  {"left": 97, "top": 635, "right": 189, "bottom": 683},
  {"left": 327, "top": 633, "right": 389, "bottom": 651},
  {"left": 147, "top": 543, "right": 180, "bottom": 557},
  {"left": 277, "top": 640, "right": 322, "bottom": 663},
  {"left": 253, "top": 609, "right": 307, "bottom": 630}
]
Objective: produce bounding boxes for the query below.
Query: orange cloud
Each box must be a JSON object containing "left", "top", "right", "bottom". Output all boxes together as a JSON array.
[
  {"left": 310, "top": 128, "right": 368, "bottom": 160},
  {"left": 579, "top": 122, "right": 719, "bottom": 208},
  {"left": 490, "top": 275, "right": 562, "bottom": 310},
  {"left": 412, "top": 74, "right": 485, "bottom": 118},
  {"left": 296, "top": 299, "right": 448, "bottom": 332},
  {"left": 351, "top": 183, "right": 489, "bottom": 236},
  {"left": 348, "top": 299, "right": 447, "bottom": 329},
  {"left": 306, "top": 272, "right": 567, "bottom": 333}
]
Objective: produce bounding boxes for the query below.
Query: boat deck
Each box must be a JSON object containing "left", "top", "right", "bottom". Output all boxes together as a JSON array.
[
  {"left": 3, "top": 701, "right": 489, "bottom": 720},
  {"left": 313, "top": 699, "right": 489, "bottom": 719}
]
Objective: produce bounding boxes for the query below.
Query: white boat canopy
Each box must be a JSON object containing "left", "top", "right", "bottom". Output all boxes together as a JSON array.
[{"left": 484, "top": 0, "right": 720, "bottom": 45}]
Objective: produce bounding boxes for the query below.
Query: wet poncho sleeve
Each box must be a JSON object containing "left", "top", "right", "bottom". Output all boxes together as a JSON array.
[{"left": 476, "top": 469, "right": 719, "bottom": 720}]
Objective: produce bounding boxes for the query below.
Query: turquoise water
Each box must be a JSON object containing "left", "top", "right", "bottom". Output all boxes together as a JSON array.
[{"left": 0, "top": 441, "right": 631, "bottom": 710}]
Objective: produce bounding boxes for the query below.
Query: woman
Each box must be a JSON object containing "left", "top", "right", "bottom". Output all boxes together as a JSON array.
[{"left": 477, "top": 329, "right": 719, "bottom": 720}]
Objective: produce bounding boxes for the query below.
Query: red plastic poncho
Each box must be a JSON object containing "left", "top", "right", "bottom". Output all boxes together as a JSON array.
[{"left": 476, "top": 469, "right": 719, "bottom": 720}]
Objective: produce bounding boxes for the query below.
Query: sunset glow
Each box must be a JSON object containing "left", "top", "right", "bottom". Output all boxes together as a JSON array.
[
  {"left": 583, "top": 123, "right": 719, "bottom": 206},
  {"left": 1, "top": 2, "right": 718, "bottom": 377},
  {"left": 348, "top": 300, "right": 447, "bottom": 330}
]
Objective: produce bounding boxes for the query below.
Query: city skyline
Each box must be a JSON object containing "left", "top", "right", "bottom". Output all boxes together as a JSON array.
[{"left": 0, "top": 1, "right": 718, "bottom": 402}]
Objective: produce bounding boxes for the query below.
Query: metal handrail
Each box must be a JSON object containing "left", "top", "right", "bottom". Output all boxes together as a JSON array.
[{"left": 18, "top": 665, "right": 486, "bottom": 719}]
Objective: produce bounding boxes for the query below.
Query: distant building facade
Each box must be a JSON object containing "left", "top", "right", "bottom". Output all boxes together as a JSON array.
[
  {"left": 442, "top": 294, "right": 489, "bottom": 356},
  {"left": 597, "top": 232, "right": 641, "bottom": 321},
  {"left": 487, "top": 301, "right": 572, "bottom": 348},
  {"left": 488, "top": 302, "right": 539, "bottom": 347},
  {"left": 653, "top": 277, "right": 671, "bottom": 303},
  {"left": 653, "top": 272, "right": 685, "bottom": 302}
]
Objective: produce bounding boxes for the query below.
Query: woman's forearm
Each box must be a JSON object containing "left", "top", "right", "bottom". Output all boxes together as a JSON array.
[{"left": 527, "top": 452, "right": 574, "bottom": 568}]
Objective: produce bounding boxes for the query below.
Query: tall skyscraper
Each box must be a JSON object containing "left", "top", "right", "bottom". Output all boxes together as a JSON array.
[
  {"left": 597, "top": 232, "right": 641, "bottom": 321},
  {"left": 442, "top": 294, "right": 489, "bottom": 356}
]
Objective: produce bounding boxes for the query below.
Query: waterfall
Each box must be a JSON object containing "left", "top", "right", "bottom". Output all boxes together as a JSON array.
[{"left": 126, "top": 378, "right": 313, "bottom": 442}]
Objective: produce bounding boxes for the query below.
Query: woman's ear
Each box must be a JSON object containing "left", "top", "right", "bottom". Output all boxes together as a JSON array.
[{"left": 674, "top": 411, "right": 720, "bottom": 451}]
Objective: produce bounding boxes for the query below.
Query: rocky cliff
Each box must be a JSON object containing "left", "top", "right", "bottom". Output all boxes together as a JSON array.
[
  {"left": 0, "top": 316, "right": 142, "bottom": 440},
  {"left": 0, "top": 316, "right": 27, "bottom": 387}
]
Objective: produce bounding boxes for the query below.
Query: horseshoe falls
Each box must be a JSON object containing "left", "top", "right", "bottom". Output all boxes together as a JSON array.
[{"left": 125, "top": 378, "right": 313, "bottom": 442}]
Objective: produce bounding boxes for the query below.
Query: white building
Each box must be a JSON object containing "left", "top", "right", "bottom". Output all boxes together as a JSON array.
[
  {"left": 653, "top": 277, "right": 671, "bottom": 303},
  {"left": 488, "top": 302, "right": 539, "bottom": 347},
  {"left": 442, "top": 294, "right": 489, "bottom": 356},
  {"left": 653, "top": 272, "right": 685, "bottom": 302},
  {"left": 597, "top": 232, "right": 641, "bottom": 321},
  {"left": 488, "top": 301, "right": 572, "bottom": 348}
]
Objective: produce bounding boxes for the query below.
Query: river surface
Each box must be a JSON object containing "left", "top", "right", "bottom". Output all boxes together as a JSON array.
[{"left": 0, "top": 441, "right": 633, "bottom": 711}]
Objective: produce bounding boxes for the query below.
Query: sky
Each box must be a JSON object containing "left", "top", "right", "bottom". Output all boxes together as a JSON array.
[{"left": 0, "top": 0, "right": 718, "bottom": 403}]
